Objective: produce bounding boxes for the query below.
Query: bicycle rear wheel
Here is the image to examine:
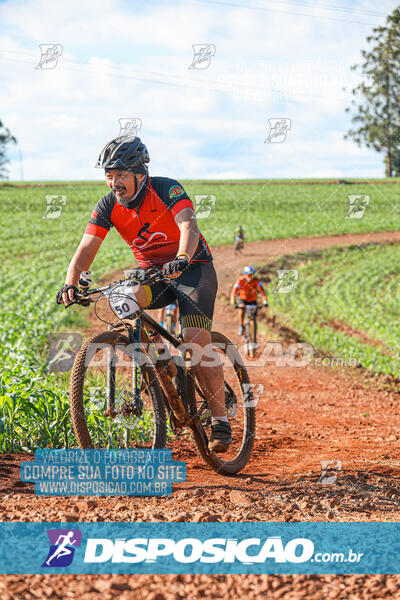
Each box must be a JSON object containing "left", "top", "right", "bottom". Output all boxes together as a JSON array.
[
  {"left": 187, "top": 331, "right": 255, "bottom": 475},
  {"left": 69, "top": 330, "right": 166, "bottom": 449}
]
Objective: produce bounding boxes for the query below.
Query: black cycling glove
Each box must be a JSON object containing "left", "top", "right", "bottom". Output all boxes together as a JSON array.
[
  {"left": 162, "top": 257, "right": 189, "bottom": 277},
  {"left": 56, "top": 284, "right": 79, "bottom": 304}
]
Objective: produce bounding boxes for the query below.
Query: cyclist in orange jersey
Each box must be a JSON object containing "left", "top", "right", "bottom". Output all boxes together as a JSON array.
[{"left": 230, "top": 266, "right": 268, "bottom": 335}]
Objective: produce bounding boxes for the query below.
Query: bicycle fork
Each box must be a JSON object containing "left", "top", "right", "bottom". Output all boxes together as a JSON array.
[
  {"left": 105, "top": 345, "right": 116, "bottom": 418},
  {"left": 128, "top": 318, "right": 144, "bottom": 417},
  {"left": 104, "top": 321, "right": 143, "bottom": 418}
]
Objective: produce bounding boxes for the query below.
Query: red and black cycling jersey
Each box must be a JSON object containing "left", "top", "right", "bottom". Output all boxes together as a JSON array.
[{"left": 85, "top": 176, "right": 212, "bottom": 268}]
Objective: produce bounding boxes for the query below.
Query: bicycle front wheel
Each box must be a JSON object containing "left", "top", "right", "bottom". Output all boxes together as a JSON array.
[
  {"left": 187, "top": 331, "right": 256, "bottom": 475},
  {"left": 247, "top": 316, "right": 257, "bottom": 358},
  {"left": 69, "top": 330, "right": 166, "bottom": 449}
]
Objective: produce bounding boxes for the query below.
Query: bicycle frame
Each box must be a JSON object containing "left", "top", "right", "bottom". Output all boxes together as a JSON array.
[
  {"left": 129, "top": 311, "right": 208, "bottom": 446},
  {"left": 137, "top": 310, "right": 181, "bottom": 349},
  {"left": 244, "top": 305, "right": 257, "bottom": 337}
]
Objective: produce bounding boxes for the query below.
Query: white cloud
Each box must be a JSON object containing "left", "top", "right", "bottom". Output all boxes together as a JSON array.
[{"left": 0, "top": 0, "right": 397, "bottom": 180}]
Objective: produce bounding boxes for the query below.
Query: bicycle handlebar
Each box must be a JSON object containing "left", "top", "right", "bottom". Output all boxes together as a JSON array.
[
  {"left": 233, "top": 303, "right": 263, "bottom": 309},
  {"left": 65, "top": 266, "right": 166, "bottom": 309}
]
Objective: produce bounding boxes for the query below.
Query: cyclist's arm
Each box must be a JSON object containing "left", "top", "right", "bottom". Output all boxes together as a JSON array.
[
  {"left": 230, "top": 283, "right": 240, "bottom": 304},
  {"left": 257, "top": 281, "right": 267, "bottom": 300},
  {"left": 63, "top": 234, "right": 103, "bottom": 304},
  {"left": 175, "top": 207, "right": 200, "bottom": 259}
]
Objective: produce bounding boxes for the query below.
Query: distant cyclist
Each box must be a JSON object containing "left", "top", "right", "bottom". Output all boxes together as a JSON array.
[
  {"left": 159, "top": 300, "right": 179, "bottom": 334},
  {"left": 234, "top": 225, "right": 245, "bottom": 255},
  {"left": 234, "top": 225, "right": 244, "bottom": 241},
  {"left": 230, "top": 266, "right": 268, "bottom": 335}
]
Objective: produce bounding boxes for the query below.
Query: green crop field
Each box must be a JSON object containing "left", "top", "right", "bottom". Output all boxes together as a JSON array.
[
  {"left": 261, "top": 243, "right": 400, "bottom": 378},
  {"left": 2, "top": 179, "right": 400, "bottom": 259},
  {"left": 1, "top": 179, "right": 399, "bottom": 451},
  {"left": 185, "top": 179, "right": 400, "bottom": 245}
]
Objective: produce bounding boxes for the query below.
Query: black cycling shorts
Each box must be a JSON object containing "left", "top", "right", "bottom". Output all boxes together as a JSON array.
[
  {"left": 143, "top": 262, "right": 218, "bottom": 331},
  {"left": 237, "top": 299, "right": 258, "bottom": 307}
]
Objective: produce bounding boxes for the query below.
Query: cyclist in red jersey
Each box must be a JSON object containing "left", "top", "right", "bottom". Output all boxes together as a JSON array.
[
  {"left": 57, "top": 136, "right": 231, "bottom": 452},
  {"left": 230, "top": 266, "right": 268, "bottom": 335}
]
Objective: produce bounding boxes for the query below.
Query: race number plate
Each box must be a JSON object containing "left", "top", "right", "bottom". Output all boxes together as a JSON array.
[{"left": 104, "top": 283, "right": 140, "bottom": 318}]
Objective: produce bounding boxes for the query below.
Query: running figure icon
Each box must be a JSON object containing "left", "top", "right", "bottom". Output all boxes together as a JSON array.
[
  {"left": 42, "top": 529, "right": 82, "bottom": 568},
  {"left": 46, "top": 531, "right": 77, "bottom": 566}
]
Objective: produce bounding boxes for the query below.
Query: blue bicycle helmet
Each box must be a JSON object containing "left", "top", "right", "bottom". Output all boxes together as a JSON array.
[{"left": 243, "top": 266, "right": 256, "bottom": 276}]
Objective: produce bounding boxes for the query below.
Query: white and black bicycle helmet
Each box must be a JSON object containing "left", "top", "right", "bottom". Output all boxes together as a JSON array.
[{"left": 95, "top": 136, "right": 150, "bottom": 173}]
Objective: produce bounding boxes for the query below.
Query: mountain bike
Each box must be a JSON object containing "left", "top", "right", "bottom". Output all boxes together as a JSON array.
[
  {"left": 67, "top": 267, "right": 255, "bottom": 475},
  {"left": 236, "top": 303, "right": 261, "bottom": 359},
  {"left": 244, "top": 303, "right": 259, "bottom": 358}
]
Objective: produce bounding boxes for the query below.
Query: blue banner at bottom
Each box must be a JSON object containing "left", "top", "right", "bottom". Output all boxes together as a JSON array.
[{"left": 0, "top": 522, "right": 399, "bottom": 574}]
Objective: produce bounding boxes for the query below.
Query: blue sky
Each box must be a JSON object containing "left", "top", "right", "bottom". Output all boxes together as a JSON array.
[{"left": 0, "top": 0, "right": 398, "bottom": 180}]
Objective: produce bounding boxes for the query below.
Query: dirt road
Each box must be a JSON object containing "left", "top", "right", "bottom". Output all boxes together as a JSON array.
[{"left": 2, "top": 231, "right": 400, "bottom": 599}]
